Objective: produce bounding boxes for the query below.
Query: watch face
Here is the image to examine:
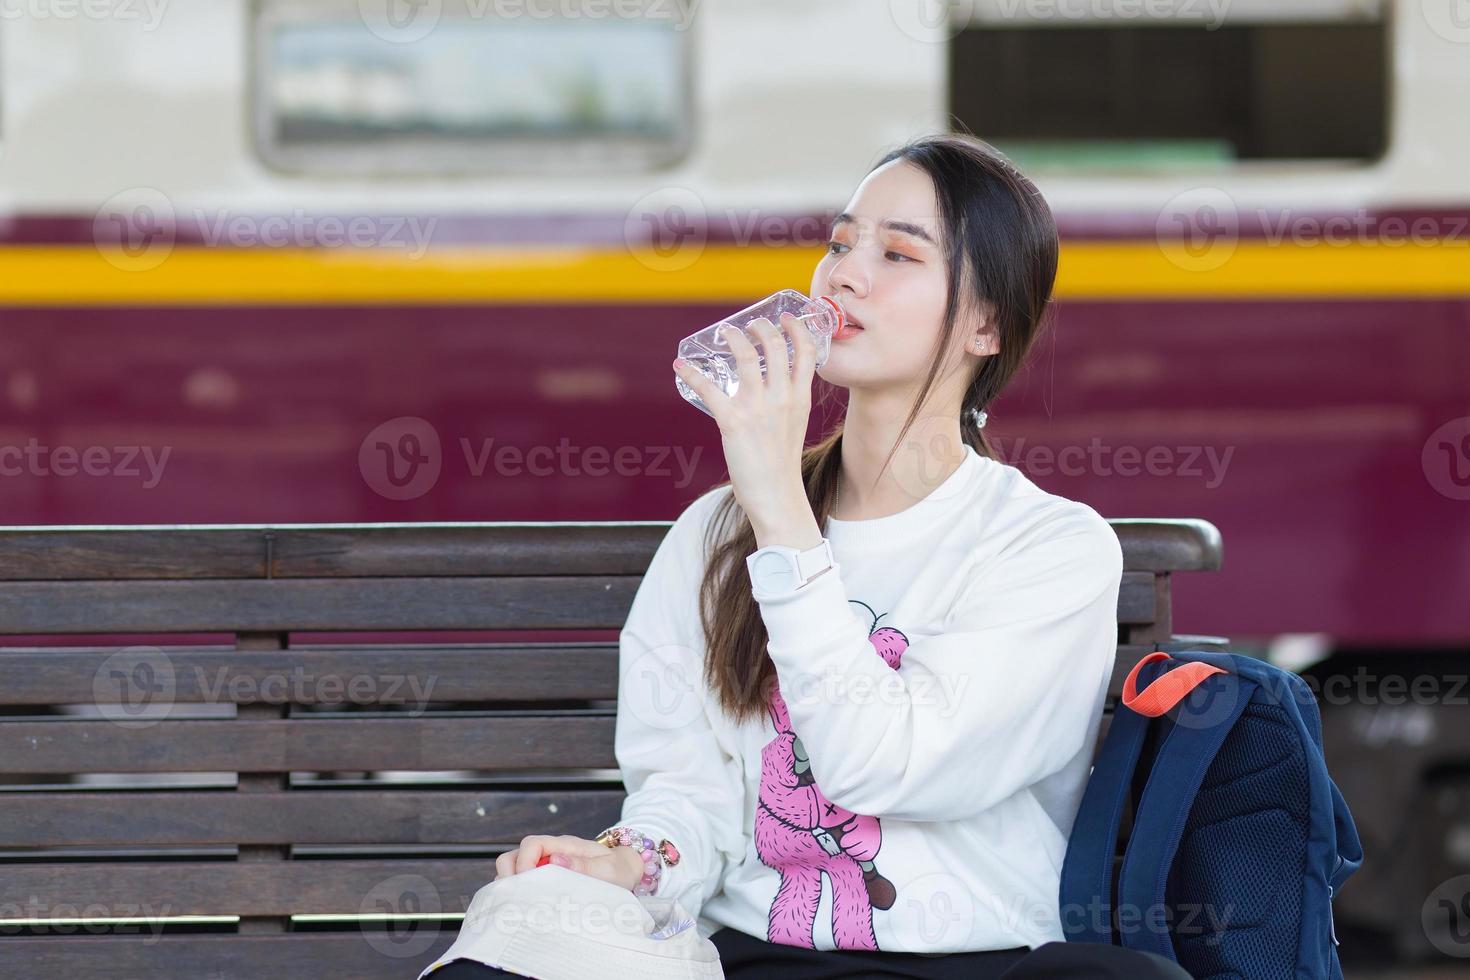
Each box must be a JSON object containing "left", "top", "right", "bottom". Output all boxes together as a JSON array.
[{"left": 752, "top": 551, "right": 797, "bottom": 593}]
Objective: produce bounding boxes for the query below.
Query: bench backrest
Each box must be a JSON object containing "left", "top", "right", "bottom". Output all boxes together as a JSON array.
[{"left": 0, "top": 519, "right": 1221, "bottom": 977}]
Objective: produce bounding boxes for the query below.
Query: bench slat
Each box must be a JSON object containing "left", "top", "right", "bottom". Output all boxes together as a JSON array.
[
  {"left": 2, "top": 648, "right": 1162, "bottom": 775},
  {"left": 0, "top": 572, "right": 1157, "bottom": 636},
  {"left": 0, "top": 716, "right": 617, "bottom": 773},
  {"left": 1, "top": 646, "right": 1164, "bottom": 774},
  {"left": 1, "top": 645, "right": 618, "bottom": 704},
  {"left": 0, "top": 790, "right": 625, "bottom": 847},
  {"left": 0, "top": 524, "right": 670, "bottom": 580},
  {"left": 0, "top": 520, "right": 1220, "bottom": 580},
  {"left": 2, "top": 933, "right": 459, "bottom": 979},
  {"left": 0, "top": 577, "right": 641, "bottom": 633},
  {"left": 0, "top": 859, "right": 491, "bottom": 916},
  {"left": 3, "top": 639, "right": 1169, "bottom": 706}
]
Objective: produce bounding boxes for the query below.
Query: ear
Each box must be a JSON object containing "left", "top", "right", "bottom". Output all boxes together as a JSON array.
[
  {"left": 963, "top": 298, "right": 999, "bottom": 356},
  {"left": 969, "top": 323, "right": 1000, "bottom": 356}
]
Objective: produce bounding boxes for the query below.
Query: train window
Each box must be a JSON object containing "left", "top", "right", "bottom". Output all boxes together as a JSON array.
[
  {"left": 948, "top": 0, "right": 1388, "bottom": 172},
  {"left": 251, "top": 1, "right": 692, "bottom": 176}
]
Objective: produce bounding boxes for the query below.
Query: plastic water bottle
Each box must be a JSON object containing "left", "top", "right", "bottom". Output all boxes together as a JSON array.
[{"left": 674, "top": 289, "right": 845, "bottom": 417}]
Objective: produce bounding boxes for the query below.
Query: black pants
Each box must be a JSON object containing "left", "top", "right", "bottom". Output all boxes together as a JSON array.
[{"left": 423, "top": 925, "right": 1193, "bottom": 979}]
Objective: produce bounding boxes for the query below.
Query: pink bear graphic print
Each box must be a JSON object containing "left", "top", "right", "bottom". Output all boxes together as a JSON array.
[{"left": 755, "top": 600, "right": 908, "bottom": 950}]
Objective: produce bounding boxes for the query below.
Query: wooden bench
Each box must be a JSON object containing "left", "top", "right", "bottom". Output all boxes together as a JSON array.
[{"left": 0, "top": 518, "right": 1222, "bottom": 977}]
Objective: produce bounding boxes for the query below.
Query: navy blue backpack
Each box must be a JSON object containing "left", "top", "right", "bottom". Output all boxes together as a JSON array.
[{"left": 1060, "top": 650, "right": 1364, "bottom": 978}]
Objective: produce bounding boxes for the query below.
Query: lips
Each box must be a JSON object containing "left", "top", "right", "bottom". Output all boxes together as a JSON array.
[{"left": 833, "top": 307, "right": 865, "bottom": 339}]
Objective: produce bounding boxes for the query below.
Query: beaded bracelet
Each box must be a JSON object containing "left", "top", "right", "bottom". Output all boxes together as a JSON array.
[{"left": 595, "top": 826, "right": 681, "bottom": 897}]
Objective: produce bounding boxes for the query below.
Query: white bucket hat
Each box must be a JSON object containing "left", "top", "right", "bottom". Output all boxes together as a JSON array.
[{"left": 417, "top": 864, "right": 725, "bottom": 980}]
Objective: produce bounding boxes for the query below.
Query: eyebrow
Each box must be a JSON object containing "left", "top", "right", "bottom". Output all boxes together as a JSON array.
[{"left": 831, "top": 212, "right": 938, "bottom": 246}]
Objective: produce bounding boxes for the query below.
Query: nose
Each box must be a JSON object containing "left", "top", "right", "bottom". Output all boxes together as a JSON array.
[{"left": 825, "top": 252, "right": 868, "bottom": 299}]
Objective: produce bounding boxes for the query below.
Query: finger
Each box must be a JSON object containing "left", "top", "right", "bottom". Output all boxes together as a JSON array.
[
  {"left": 673, "top": 357, "right": 730, "bottom": 419},
  {"left": 721, "top": 322, "right": 763, "bottom": 396},
  {"left": 787, "top": 311, "right": 816, "bottom": 385},
  {"left": 494, "top": 849, "right": 514, "bottom": 880},
  {"left": 756, "top": 315, "right": 791, "bottom": 393},
  {"left": 514, "top": 836, "right": 547, "bottom": 875}
]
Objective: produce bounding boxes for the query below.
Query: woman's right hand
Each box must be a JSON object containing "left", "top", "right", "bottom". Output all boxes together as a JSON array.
[{"left": 493, "top": 834, "right": 648, "bottom": 893}]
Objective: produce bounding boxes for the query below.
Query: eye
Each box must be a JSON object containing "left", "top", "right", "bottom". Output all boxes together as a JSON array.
[
  {"left": 885, "top": 251, "right": 914, "bottom": 263},
  {"left": 826, "top": 241, "right": 849, "bottom": 255}
]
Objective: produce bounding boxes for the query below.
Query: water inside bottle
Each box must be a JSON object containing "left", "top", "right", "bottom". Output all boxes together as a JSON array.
[
  {"left": 675, "top": 314, "right": 828, "bottom": 418},
  {"left": 676, "top": 301, "right": 840, "bottom": 420}
]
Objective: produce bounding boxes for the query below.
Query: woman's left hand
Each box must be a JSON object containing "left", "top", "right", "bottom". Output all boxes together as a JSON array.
[{"left": 673, "top": 312, "right": 818, "bottom": 542}]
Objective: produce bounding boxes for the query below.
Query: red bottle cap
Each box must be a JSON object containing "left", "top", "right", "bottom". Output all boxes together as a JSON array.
[{"left": 817, "top": 295, "right": 845, "bottom": 332}]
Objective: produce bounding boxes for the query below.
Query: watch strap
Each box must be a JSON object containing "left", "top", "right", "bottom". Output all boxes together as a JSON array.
[
  {"left": 747, "top": 538, "right": 834, "bottom": 596},
  {"left": 792, "top": 538, "right": 834, "bottom": 583}
]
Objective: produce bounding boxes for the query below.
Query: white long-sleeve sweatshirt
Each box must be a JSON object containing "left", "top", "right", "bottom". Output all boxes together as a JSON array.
[{"left": 607, "top": 443, "right": 1124, "bottom": 953}]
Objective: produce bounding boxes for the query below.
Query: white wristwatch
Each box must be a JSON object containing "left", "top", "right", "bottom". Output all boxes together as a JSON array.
[{"left": 746, "top": 539, "right": 835, "bottom": 597}]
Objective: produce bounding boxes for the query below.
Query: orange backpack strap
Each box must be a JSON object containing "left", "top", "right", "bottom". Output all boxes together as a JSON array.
[{"left": 1122, "top": 651, "right": 1228, "bottom": 717}]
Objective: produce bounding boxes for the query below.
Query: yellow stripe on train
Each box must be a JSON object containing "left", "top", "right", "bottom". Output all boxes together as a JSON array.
[{"left": 0, "top": 241, "right": 1466, "bottom": 305}]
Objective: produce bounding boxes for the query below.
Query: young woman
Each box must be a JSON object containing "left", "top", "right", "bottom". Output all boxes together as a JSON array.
[{"left": 426, "top": 134, "right": 1192, "bottom": 979}]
